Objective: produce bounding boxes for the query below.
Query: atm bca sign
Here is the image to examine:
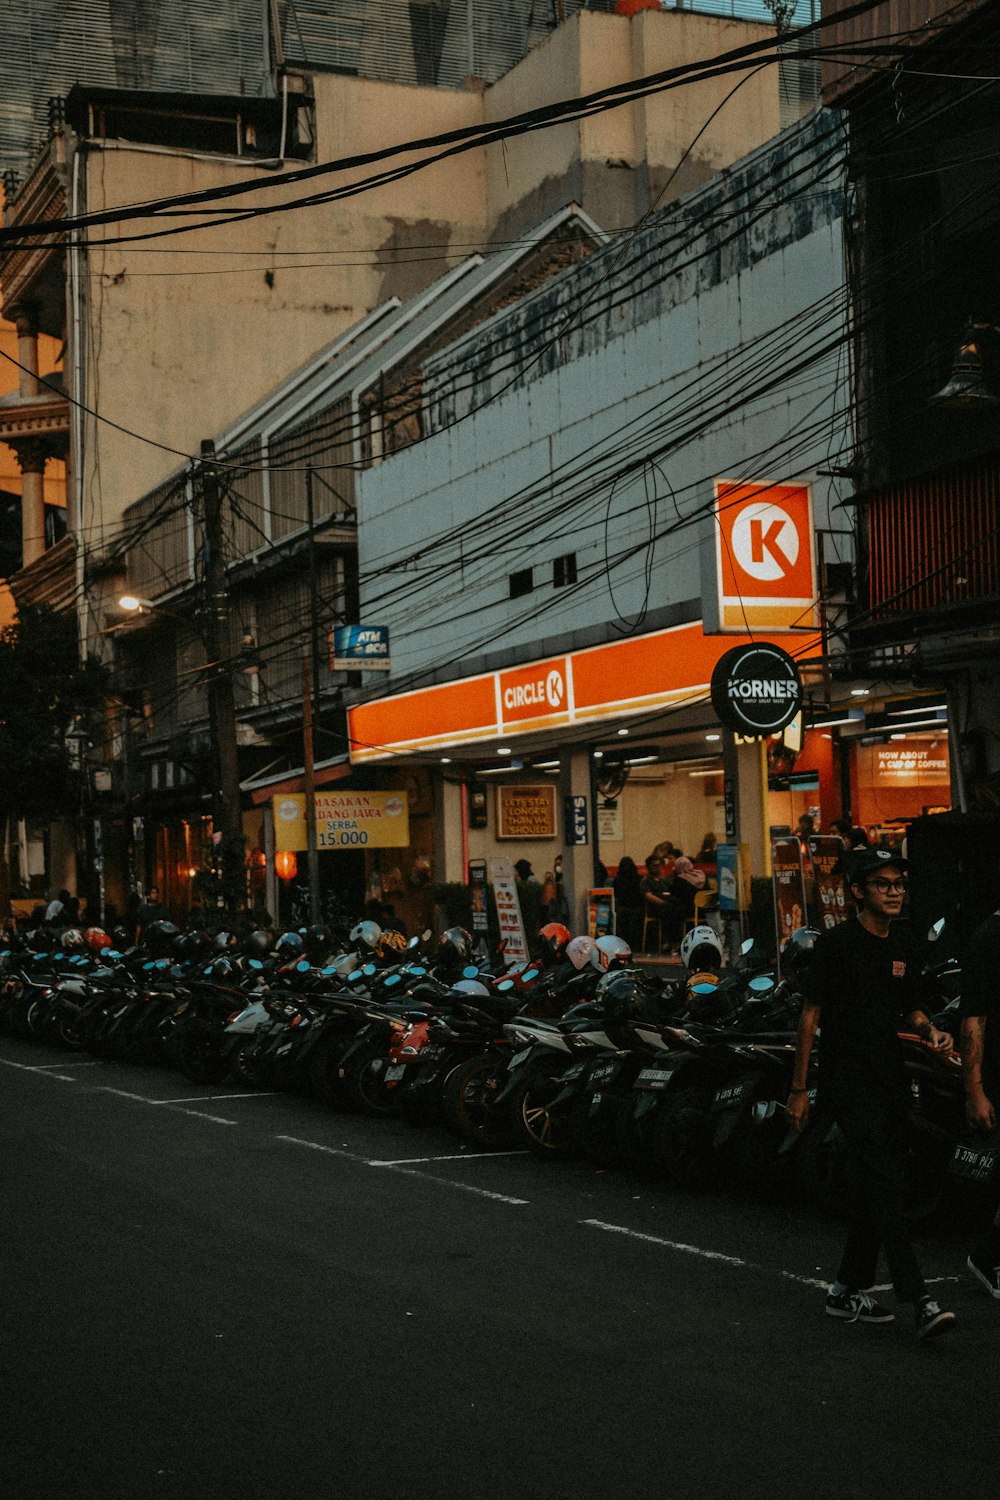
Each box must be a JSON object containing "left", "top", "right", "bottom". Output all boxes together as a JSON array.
[{"left": 713, "top": 480, "right": 817, "bottom": 632}]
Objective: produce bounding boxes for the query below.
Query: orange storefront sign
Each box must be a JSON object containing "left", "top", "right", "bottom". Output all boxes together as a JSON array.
[
  {"left": 714, "top": 479, "right": 818, "bottom": 631},
  {"left": 347, "top": 620, "right": 820, "bottom": 762}
]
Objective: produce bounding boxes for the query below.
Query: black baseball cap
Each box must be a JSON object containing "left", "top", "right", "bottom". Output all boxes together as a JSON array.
[{"left": 845, "top": 846, "right": 909, "bottom": 886}]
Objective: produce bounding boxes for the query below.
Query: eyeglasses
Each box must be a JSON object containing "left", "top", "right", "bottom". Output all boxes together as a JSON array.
[{"left": 867, "top": 878, "right": 907, "bottom": 894}]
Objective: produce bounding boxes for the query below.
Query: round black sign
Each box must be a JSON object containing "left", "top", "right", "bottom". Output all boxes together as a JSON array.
[{"left": 710, "top": 643, "right": 803, "bottom": 738}]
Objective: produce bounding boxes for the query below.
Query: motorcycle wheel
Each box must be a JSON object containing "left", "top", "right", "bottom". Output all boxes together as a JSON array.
[
  {"left": 222, "top": 1036, "right": 262, "bottom": 1087},
  {"left": 648, "top": 1086, "right": 715, "bottom": 1189},
  {"left": 343, "top": 1041, "right": 400, "bottom": 1117},
  {"left": 24, "top": 997, "right": 50, "bottom": 1040},
  {"left": 508, "top": 1070, "right": 574, "bottom": 1158},
  {"left": 442, "top": 1056, "right": 514, "bottom": 1147},
  {"left": 306, "top": 1042, "right": 350, "bottom": 1107},
  {"left": 176, "top": 1033, "right": 226, "bottom": 1085}
]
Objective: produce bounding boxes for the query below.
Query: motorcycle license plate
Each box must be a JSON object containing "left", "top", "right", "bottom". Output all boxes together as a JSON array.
[
  {"left": 419, "top": 1046, "right": 445, "bottom": 1063},
  {"left": 635, "top": 1067, "right": 675, "bottom": 1091},
  {"left": 713, "top": 1078, "right": 753, "bottom": 1112},
  {"left": 385, "top": 1064, "right": 407, "bottom": 1082},
  {"left": 947, "top": 1141, "right": 999, "bottom": 1183},
  {"left": 588, "top": 1062, "right": 619, "bottom": 1086}
]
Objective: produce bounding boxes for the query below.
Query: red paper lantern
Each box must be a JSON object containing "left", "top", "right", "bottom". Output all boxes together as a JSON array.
[{"left": 275, "top": 850, "right": 298, "bottom": 881}]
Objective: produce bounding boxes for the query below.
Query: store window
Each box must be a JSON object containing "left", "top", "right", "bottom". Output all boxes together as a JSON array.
[
  {"left": 553, "top": 553, "right": 577, "bottom": 588},
  {"left": 509, "top": 567, "right": 533, "bottom": 599}
]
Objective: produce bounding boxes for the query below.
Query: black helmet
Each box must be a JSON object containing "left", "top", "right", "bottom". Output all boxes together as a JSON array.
[
  {"left": 275, "top": 930, "right": 305, "bottom": 960},
  {"left": 245, "top": 929, "right": 273, "bottom": 957},
  {"left": 212, "top": 930, "right": 237, "bottom": 954},
  {"left": 210, "top": 955, "right": 236, "bottom": 982},
  {"left": 304, "top": 924, "right": 331, "bottom": 959},
  {"left": 185, "top": 929, "right": 210, "bottom": 958},
  {"left": 782, "top": 926, "right": 820, "bottom": 975},
  {"left": 145, "top": 920, "right": 180, "bottom": 956},
  {"left": 439, "top": 927, "right": 473, "bottom": 966},
  {"left": 596, "top": 969, "right": 658, "bottom": 1024}
]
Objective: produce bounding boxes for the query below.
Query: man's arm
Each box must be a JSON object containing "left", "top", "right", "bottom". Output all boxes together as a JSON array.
[
  {"left": 903, "top": 1007, "right": 953, "bottom": 1053},
  {"left": 787, "top": 999, "right": 821, "bottom": 1133},
  {"left": 961, "top": 1014, "right": 996, "bottom": 1131}
]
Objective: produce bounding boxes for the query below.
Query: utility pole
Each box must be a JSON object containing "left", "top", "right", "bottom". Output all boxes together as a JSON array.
[
  {"left": 199, "top": 439, "right": 246, "bottom": 917},
  {"left": 303, "top": 466, "right": 323, "bottom": 923}
]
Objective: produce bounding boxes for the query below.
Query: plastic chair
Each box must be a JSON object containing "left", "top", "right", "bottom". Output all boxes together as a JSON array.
[
  {"left": 640, "top": 906, "right": 663, "bottom": 954},
  {"left": 683, "top": 887, "right": 718, "bottom": 935}
]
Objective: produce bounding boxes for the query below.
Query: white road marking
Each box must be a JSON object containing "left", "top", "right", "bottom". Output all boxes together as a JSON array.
[
  {"left": 166, "top": 1108, "right": 239, "bottom": 1126},
  {"left": 276, "top": 1135, "right": 529, "bottom": 1205},
  {"left": 151, "top": 1092, "right": 276, "bottom": 1105},
  {"left": 32, "top": 1060, "right": 104, "bottom": 1069},
  {"left": 98, "top": 1087, "right": 159, "bottom": 1104},
  {"left": 370, "top": 1151, "right": 529, "bottom": 1166},
  {"left": 0, "top": 1058, "right": 78, "bottom": 1080}
]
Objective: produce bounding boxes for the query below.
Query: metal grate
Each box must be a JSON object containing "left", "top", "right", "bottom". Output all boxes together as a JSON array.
[{"left": 863, "top": 457, "right": 1000, "bottom": 619}]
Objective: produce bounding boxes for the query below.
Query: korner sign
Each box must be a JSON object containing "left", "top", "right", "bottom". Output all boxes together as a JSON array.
[{"left": 710, "top": 643, "right": 804, "bottom": 737}]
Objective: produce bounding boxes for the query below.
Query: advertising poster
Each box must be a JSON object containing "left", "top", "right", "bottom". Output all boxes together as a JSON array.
[
  {"left": 588, "top": 888, "right": 615, "bottom": 939},
  {"left": 495, "top": 784, "right": 556, "bottom": 840},
  {"left": 274, "top": 790, "right": 409, "bottom": 851},
  {"left": 488, "top": 857, "right": 530, "bottom": 964},
  {"left": 771, "top": 835, "right": 807, "bottom": 975},
  {"left": 808, "top": 835, "right": 849, "bottom": 930},
  {"left": 715, "top": 843, "right": 746, "bottom": 913},
  {"left": 468, "top": 859, "right": 489, "bottom": 933}
]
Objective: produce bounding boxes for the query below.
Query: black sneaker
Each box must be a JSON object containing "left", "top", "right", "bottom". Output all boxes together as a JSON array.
[
  {"left": 825, "top": 1288, "right": 894, "bottom": 1323},
  {"left": 967, "top": 1252, "right": 1000, "bottom": 1300},
  {"left": 915, "top": 1298, "right": 956, "bottom": 1341}
]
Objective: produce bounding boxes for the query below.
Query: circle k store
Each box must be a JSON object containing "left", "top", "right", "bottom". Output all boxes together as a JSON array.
[{"left": 335, "top": 483, "right": 954, "bottom": 928}]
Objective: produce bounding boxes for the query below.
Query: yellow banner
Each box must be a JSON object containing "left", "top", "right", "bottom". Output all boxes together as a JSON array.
[{"left": 273, "top": 790, "right": 410, "bottom": 852}]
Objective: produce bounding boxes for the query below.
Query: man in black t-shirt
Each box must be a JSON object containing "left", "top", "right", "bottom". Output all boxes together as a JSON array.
[
  {"left": 787, "top": 847, "right": 957, "bottom": 1341},
  {"left": 960, "top": 909, "right": 1000, "bottom": 1299}
]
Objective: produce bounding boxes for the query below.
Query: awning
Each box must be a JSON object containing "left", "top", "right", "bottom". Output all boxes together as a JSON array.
[{"left": 245, "top": 754, "right": 352, "bottom": 805}]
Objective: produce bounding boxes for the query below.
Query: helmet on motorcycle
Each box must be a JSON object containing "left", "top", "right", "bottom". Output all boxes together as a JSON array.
[
  {"left": 349, "top": 920, "right": 382, "bottom": 952},
  {"left": 596, "top": 969, "right": 658, "bottom": 1023},
  {"left": 145, "top": 920, "right": 180, "bottom": 956},
  {"left": 680, "top": 925, "right": 723, "bottom": 973},
  {"left": 245, "top": 929, "right": 274, "bottom": 957},
  {"left": 212, "top": 930, "right": 237, "bottom": 954},
  {"left": 303, "top": 924, "right": 330, "bottom": 959},
  {"left": 565, "top": 935, "right": 597, "bottom": 971},
  {"left": 591, "top": 934, "right": 633, "bottom": 972},
  {"left": 375, "top": 930, "right": 407, "bottom": 960},
  {"left": 184, "top": 929, "right": 210, "bottom": 958},
  {"left": 111, "top": 923, "right": 132, "bottom": 950},
  {"left": 61, "top": 927, "right": 85, "bottom": 950},
  {"left": 452, "top": 978, "right": 491, "bottom": 997},
  {"left": 85, "top": 927, "right": 112, "bottom": 954},
  {"left": 210, "top": 956, "right": 236, "bottom": 982},
  {"left": 438, "top": 927, "right": 473, "bottom": 966},
  {"left": 781, "top": 925, "right": 820, "bottom": 975},
  {"left": 274, "top": 930, "right": 305, "bottom": 959},
  {"left": 536, "top": 922, "right": 571, "bottom": 964}
]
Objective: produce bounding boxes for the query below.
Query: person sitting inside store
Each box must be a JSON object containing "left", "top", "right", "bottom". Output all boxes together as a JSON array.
[
  {"left": 613, "top": 856, "right": 644, "bottom": 950},
  {"left": 661, "top": 856, "right": 707, "bottom": 944},
  {"left": 695, "top": 832, "right": 717, "bottom": 871}
]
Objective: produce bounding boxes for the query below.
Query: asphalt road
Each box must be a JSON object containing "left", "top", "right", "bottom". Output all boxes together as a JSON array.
[{"left": 2, "top": 1035, "right": 998, "bottom": 1500}]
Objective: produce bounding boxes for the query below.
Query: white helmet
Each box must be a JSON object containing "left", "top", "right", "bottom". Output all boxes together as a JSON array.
[
  {"left": 565, "top": 935, "right": 596, "bottom": 971},
  {"left": 453, "top": 979, "right": 491, "bottom": 997},
  {"left": 591, "top": 934, "right": 633, "bottom": 972},
  {"left": 680, "top": 925, "right": 723, "bottom": 972},
  {"left": 349, "top": 920, "right": 382, "bottom": 952}
]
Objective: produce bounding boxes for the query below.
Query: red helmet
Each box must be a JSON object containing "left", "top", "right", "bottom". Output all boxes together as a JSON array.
[
  {"left": 537, "top": 922, "right": 571, "bottom": 964},
  {"left": 85, "top": 927, "right": 112, "bottom": 953}
]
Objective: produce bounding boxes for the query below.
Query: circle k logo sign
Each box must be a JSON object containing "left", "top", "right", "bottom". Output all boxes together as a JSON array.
[
  {"left": 499, "top": 659, "right": 570, "bottom": 725},
  {"left": 730, "top": 501, "right": 799, "bottom": 582}
]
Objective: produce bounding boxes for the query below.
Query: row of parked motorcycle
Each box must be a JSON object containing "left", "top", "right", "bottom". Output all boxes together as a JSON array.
[{"left": 1, "top": 912, "right": 994, "bottom": 1228}]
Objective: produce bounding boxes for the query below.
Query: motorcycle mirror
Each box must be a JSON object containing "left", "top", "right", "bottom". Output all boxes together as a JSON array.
[
  {"left": 422, "top": 929, "right": 433, "bottom": 943},
  {"left": 347, "top": 969, "right": 364, "bottom": 983},
  {"left": 462, "top": 965, "right": 479, "bottom": 979},
  {"left": 384, "top": 973, "right": 402, "bottom": 988},
  {"left": 496, "top": 979, "right": 515, "bottom": 992},
  {"left": 363, "top": 963, "right": 377, "bottom": 977},
  {"left": 690, "top": 982, "right": 718, "bottom": 996},
  {"left": 406, "top": 935, "right": 420, "bottom": 949},
  {"left": 411, "top": 965, "right": 427, "bottom": 976},
  {"left": 521, "top": 967, "right": 540, "bottom": 983},
  {"left": 749, "top": 975, "right": 775, "bottom": 994},
  {"left": 740, "top": 938, "right": 755, "bottom": 956},
  {"left": 927, "top": 918, "right": 945, "bottom": 942},
  {"left": 249, "top": 958, "right": 264, "bottom": 971},
  {"left": 296, "top": 959, "right": 310, "bottom": 971}
]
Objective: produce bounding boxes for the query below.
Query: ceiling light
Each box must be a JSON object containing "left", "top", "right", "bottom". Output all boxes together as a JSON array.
[
  {"left": 440, "top": 757, "right": 451, "bottom": 763},
  {"left": 532, "top": 760, "right": 560, "bottom": 770},
  {"left": 705, "top": 733, "right": 721, "bottom": 742},
  {"left": 617, "top": 728, "right": 629, "bottom": 737},
  {"left": 689, "top": 768, "right": 723, "bottom": 778},
  {"left": 890, "top": 734, "right": 906, "bottom": 741},
  {"left": 850, "top": 689, "right": 870, "bottom": 697},
  {"left": 497, "top": 746, "right": 512, "bottom": 756},
  {"left": 593, "top": 750, "right": 604, "bottom": 759},
  {"left": 887, "top": 702, "right": 947, "bottom": 718},
  {"left": 624, "top": 754, "right": 659, "bottom": 766}
]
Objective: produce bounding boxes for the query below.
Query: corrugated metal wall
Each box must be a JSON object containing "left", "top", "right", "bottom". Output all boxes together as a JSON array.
[{"left": 2, "top": 2, "right": 818, "bottom": 176}]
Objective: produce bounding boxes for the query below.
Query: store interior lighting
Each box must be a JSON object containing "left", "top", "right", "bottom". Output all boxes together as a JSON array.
[
  {"left": 887, "top": 703, "right": 947, "bottom": 717},
  {"left": 478, "top": 761, "right": 524, "bottom": 774}
]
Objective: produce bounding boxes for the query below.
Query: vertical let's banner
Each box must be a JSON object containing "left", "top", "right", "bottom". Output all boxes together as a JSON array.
[
  {"left": 468, "top": 859, "right": 489, "bottom": 934},
  {"left": 488, "top": 856, "right": 530, "bottom": 965},
  {"left": 771, "top": 835, "right": 808, "bottom": 978},
  {"left": 808, "top": 835, "right": 849, "bottom": 930}
]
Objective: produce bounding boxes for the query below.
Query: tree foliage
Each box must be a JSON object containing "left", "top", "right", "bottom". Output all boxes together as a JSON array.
[{"left": 0, "top": 604, "right": 107, "bottom": 824}]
